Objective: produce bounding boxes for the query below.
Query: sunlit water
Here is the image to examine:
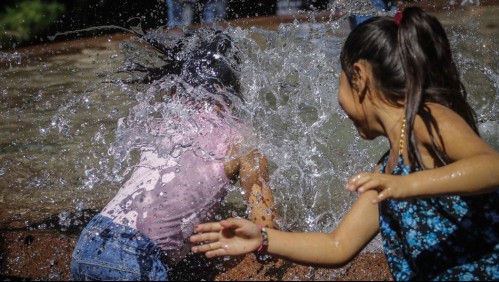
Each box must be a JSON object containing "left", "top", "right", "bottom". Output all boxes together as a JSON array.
[{"left": 0, "top": 4, "right": 498, "bottom": 278}]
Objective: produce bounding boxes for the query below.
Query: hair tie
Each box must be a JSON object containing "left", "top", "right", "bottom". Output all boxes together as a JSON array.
[{"left": 394, "top": 11, "right": 403, "bottom": 26}]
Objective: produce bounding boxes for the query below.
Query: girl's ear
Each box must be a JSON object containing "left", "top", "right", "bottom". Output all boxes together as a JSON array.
[{"left": 352, "top": 61, "right": 369, "bottom": 99}]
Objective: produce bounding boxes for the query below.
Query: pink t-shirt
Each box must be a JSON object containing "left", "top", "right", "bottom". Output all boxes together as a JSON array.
[{"left": 101, "top": 106, "right": 242, "bottom": 262}]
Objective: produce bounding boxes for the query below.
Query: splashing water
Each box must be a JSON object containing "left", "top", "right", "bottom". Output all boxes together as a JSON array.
[{"left": 0, "top": 5, "right": 498, "bottom": 280}]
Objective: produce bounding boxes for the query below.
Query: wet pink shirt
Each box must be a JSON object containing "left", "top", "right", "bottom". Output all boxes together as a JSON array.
[{"left": 101, "top": 106, "right": 241, "bottom": 262}]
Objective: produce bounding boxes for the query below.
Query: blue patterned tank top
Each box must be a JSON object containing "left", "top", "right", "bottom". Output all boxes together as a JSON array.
[{"left": 378, "top": 152, "right": 499, "bottom": 281}]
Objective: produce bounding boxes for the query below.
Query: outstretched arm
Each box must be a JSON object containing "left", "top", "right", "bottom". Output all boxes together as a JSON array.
[{"left": 190, "top": 190, "right": 379, "bottom": 266}]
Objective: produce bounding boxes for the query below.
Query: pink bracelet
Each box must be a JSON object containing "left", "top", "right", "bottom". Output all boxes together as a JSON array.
[{"left": 256, "top": 225, "right": 269, "bottom": 253}]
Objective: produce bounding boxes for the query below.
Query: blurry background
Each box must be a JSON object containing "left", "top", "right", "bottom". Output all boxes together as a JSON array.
[{"left": 0, "top": 0, "right": 337, "bottom": 50}]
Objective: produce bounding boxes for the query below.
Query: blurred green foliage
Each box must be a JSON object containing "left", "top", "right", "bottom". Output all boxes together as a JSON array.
[{"left": 0, "top": 0, "right": 65, "bottom": 49}]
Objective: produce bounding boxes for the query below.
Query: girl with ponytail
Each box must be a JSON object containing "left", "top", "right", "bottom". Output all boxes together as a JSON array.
[{"left": 190, "top": 7, "right": 499, "bottom": 281}]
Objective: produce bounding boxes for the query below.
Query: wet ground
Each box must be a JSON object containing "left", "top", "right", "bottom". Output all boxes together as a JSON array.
[
  {"left": 1, "top": 1, "right": 498, "bottom": 281},
  {"left": 1, "top": 228, "right": 392, "bottom": 281}
]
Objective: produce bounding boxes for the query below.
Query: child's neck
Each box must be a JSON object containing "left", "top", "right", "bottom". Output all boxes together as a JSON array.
[
  {"left": 386, "top": 120, "right": 406, "bottom": 173},
  {"left": 378, "top": 107, "right": 406, "bottom": 173}
]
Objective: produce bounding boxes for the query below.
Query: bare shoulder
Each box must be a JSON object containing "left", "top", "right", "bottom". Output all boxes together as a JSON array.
[
  {"left": 414, "top": 103, "right": 474, "bottom": 138},
  {"left": 415, "top": 103, "right": 495, "bottom": 159},
  {"left": 424, "top": 103, "right": 470, "bottom": 126}
]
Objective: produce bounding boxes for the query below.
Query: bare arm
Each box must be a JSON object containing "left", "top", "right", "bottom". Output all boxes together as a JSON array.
[
  {"left": 406, "top": 105, "right": 499, "bottom": 196},
  {"left": 224, "top": 147, "right": 278, "bottom": 228},
  {"left": 262, "top": 190, "right": 379, "bottom": 265},
  {"left": 347, "top": 105, "right": 499, "bottom": 202},
  {"left": 191, "top": 190, "right": 379, "bottom": 266},
  {"left": 239, "top": 149, "right": 278, "bottom": 229}
]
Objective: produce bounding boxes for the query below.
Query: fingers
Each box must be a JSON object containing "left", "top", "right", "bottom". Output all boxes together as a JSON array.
[
  {"left": 357, "top": 179, "right": 381, "bottom": 193},
  {"left": 191, "top": 241, "right": 223, "bottom": 254},
  {"left": 345, "top": 172, "right": 377, "bottom": 192},
  {"left": 193, "top": 222, "right": 222, "bottom": 233},
  {"left": 190, "top": 222, "right": 224, "bottom": 252},
  {"left": 220, "top": 218, "right": 247, "bottom": 229},
  {"left": 345, "top": 173, "right": 392, "bottom": 204},
  {"left": 190, "top": 231, "right": 220, "bottom": 244},
  {"left": 372, "top": 187, "right": 392, "bottom": 204},
  {"left": 192, "top": 243, "right": 231, "bottom": 258},
  {"left": 205, "top": 248, "right": 229, "bottom": 258},
  {"left": 190, "top": 232, "right": 228, "bottom": 257},
  {"left": 193, "top": 219, "right": 245, "bottom": 233}
]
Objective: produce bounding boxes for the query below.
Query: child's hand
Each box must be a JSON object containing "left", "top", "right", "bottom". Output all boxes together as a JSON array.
[
  {"left": 345, "top": 172, "right": 408, "bottom": 203},
  {"left": 190, "top": 218, "right": 262, "bottom": 258}
]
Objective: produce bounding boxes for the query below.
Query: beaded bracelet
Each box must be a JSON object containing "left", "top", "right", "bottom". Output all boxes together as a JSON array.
[{"left": 256, "top": 225, "right": 269, "bottom": 253}]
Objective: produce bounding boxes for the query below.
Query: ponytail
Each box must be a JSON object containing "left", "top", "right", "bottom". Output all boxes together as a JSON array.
[
  {"left": 341, "top": 7, "right": 479, "bottom": 169},
  {"left": 397, "top": 7, "right": 478, "bottom": 169}
]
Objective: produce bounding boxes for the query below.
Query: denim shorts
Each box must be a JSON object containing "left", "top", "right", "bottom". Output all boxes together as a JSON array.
[{"left": 70, "top": 214, "right": 169, "bottom": 281}]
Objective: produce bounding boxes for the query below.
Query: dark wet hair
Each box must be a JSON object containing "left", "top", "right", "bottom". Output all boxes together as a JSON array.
[
  {"left": 123, "top": 28, "right": 243, "bottom": 109},
  {"left": 340, "top": 7, "right": 478, "bottom": 169},
  {"left": 179, "top": 30, "right": 243, "bottom": 105}
]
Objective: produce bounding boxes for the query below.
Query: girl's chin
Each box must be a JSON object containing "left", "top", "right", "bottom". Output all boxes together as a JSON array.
[{"left": 357, "top": 129, "right": 377, "bottom": 141}]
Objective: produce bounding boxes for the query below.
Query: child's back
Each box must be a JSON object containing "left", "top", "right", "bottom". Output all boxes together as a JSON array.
[{"left": 101, "top": 100, "right": 243, "bottom": 263}]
